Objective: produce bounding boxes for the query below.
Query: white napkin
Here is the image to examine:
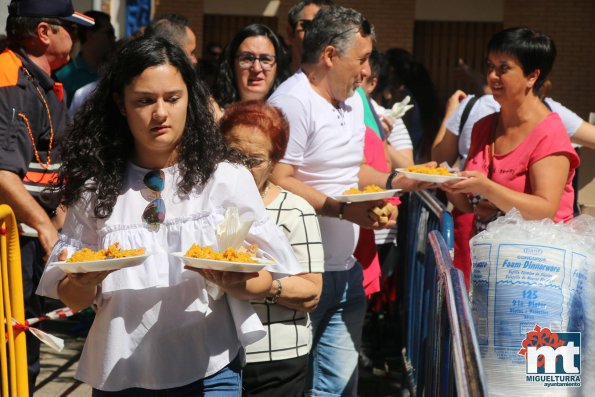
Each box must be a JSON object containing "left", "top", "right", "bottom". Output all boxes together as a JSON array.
[
  {"left": 440, "top": 161, "right": 460, "bottom": 173},
  {"left": 216, "top": 207, "right": 254, "bottom": 250},
  {"left": 206, "top": 208, "right": 255, "bottom": 300},
  {"left": 386, "top": 96, "right": 414, "bottom": 120},
  {"left": 210, "top": 209, "right": 267, "bottom": 346}
]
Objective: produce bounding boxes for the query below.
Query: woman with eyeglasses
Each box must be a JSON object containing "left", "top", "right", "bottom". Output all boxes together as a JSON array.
[
  {"left": 219, "top": 100, "right": 323, "bottom": 396},
  {"left": 36, "top": 35, "right": 302, "bottom": 395},
  {"left": 441, "top": 27, "right": 579, "bottom": 233},
  {"left": 214, "top": 24, "right": 289, "bottom": 109}
]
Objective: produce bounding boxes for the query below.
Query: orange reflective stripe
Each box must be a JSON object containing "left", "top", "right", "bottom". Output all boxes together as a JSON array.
[
  {"left": 53, "top": 82, "right": 64, "bottom": 102},
  {"left": 23, "top": 171, "right": 58, "bottom": 185},
  {"left": 0, "top": 49, "right": 22, "bottom": 88}
]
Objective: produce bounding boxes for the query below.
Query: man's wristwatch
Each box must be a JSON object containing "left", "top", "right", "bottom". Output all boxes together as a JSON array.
[
  {"left": 386, "top": 169, "right": 400, "bottom": 190},
  {"left": 265, "top": 279, "right": 282, "bottom": 304},
  {"left": 338, "top": 202, "right": 349, "bottom": 220}
]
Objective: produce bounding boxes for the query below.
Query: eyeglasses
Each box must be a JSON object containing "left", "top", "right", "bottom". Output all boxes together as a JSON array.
[
  {"left": 242, "top": 157, "right": 271, "bottom": 169},
  {"left": 235, "top": 52, "right": 276, "bottom": 71},
  {"left": 142, "top": 170, "right": 166, "bottom": 225}
]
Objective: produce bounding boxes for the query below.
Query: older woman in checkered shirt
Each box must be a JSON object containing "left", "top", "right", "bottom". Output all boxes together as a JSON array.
[{"left": 220, "top": 100, "right": 324, "bottom": 397}]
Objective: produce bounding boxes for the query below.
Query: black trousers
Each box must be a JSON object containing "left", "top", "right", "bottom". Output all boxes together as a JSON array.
[{"left": 242, "top": 355, "right": 308, "bottom": 397}]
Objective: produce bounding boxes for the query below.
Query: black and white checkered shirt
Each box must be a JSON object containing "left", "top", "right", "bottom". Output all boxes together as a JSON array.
[{"left": 246, "top": 189, "right": 324, "bottom": 362}]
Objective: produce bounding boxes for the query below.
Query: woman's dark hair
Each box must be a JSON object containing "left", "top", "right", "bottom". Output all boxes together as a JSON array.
[
  {"left": 385, "top": 48, "right": 442, "bottom": 162},
  {"left": 370, "top": 49, "right": 389, "bottom": 98},
  {"left": 220, "top": 100, "right": 289, "bottom": 164},
  {"left": 487, "top": 27, "right": 556, "bottom": 93},
  {"left": 59, "top": 35, "right": 234, "bottom": 218},
  {"left": 213, "top": 24, "right": 289, "bottom": 108},
  {"left": 79, "top": 11, "right": 112, "bottom": 44}
]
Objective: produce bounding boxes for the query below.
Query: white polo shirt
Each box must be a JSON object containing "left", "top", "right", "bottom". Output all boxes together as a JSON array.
[{"left": 269, "top": 70, "right": 366, "bottom": 272}]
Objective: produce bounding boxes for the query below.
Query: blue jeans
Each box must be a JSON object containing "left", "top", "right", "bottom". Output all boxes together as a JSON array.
[
  {"left": 92, "top": 353, "right": 242, "bottom": 396},
  {"left": 306, "top": 265, "right": 367, "bottom": 397}
]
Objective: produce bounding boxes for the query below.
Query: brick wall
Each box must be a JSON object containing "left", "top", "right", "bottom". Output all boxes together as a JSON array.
[
  {"left": 150, "top": 0, "right": 414, "bottom": 58},
  {"left": 503, "top": 0, "right": 595, "bottom": 210},
  {"left": 276, "top": 0, "right": 293, "bottom": 40},
  {"left": 343, "top": 0, "right": 414, "bottom": 52},
  {"left": 132, "top": 1, "right": 594, "bottom": 116},
  {"left": 154, "top": 0, "right": 205, "bottom": 56},
  {"left": 503, "top": 0, "right": 595, "bottom": 120},
  {"left": 277, "top": 0, "right": 415, "bottom": 52}
]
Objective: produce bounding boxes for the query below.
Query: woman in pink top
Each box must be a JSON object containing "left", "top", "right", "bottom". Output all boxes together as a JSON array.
[{"left": 441, "top": 27, "right": 579, "bottom": 231}]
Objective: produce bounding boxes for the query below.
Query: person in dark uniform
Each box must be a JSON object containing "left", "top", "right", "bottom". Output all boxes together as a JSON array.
[{"left": 0, "top": 1, "right": 94, "bottom": 393}]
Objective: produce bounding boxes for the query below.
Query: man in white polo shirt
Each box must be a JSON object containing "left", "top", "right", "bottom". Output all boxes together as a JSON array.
[{"left": 269, "top": 6, "right": 420, "bottom": 395}]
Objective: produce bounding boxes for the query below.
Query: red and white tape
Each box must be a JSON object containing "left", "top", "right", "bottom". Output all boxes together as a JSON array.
[{"left": 7, "top": 307, "right": 80, "bottom": 352}]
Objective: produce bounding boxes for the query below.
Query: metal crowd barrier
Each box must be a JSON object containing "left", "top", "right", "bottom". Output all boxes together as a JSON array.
[
  {"left": 0, "top": 205, "right": 29, "bottom": 397},
  {"left": 400, "top": 190, "right": 486, "bottom": 397},
  {"left": 428, "top": 230, "right": 487, "bottom": 397}
]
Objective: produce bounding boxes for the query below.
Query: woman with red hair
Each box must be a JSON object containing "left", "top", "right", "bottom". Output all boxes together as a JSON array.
[{"left": 220, "top": 100, "right": 324, "bottom": 396}]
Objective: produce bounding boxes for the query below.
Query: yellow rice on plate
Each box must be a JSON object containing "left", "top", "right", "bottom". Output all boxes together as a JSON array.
[
  {"left": 184, "top": 244, "right": 258, "bottom": 263},
  {"left": 66, "top": 243, "right": 145, "bottom": 263}
]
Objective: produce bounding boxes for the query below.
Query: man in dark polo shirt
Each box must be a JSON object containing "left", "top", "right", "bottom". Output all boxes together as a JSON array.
[{"left": 0, "top": 0, "right": 93, "bottom": 393}]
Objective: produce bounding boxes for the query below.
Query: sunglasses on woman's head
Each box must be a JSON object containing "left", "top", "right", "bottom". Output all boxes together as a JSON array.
[{"left": 142, "top": 170, "right": 166, "bottom": 225}]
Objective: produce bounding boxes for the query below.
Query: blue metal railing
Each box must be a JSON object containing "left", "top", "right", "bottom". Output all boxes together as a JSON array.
[
  {"left": 400, "top": 190, "right": 486, "bottom": 397},
  {"left": 402, "top": 190, "right": 453, "bottom": 395},
  {"left": 428, "top": 231, "right": 487, "bottom": 397}
]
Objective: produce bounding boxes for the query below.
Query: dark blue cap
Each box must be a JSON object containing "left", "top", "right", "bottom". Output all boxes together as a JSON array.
[{"left": 8, "top": 0, "right": 95, "bottom": 27}]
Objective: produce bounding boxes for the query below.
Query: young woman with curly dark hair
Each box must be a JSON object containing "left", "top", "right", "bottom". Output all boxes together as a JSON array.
[
  {"left": 37, "top": 35, "right": 301, "bottom": 395},
  {"left": 213, "top": 24, "right": 289, "bottom": 109}
]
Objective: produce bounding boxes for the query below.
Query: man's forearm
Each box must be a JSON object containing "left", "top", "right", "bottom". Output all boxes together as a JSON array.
[
  {"left": 0, "top": 170, "right": 58, "bottom": 255},
  {"left": 271, "top": 173, "right": 340, "bottom": 217},
  {"left": 0, "top": 170, "right": 53, "bottom": 231},
  {"left": 359, "top": 163, "right": 389, "bottom": 189},
  {"left": 385, "top": 144, "right": 414, "bottom": 168}
]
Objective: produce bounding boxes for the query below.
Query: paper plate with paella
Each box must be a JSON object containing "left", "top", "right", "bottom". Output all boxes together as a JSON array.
[
  {"left": 333, "top": 185, "right": 402, "bottom": 203},
  {"left": 54, "top": 243, "right": 150, "bottom": 273},
  {"left": 172, "top": 244, "right": 274, "bottom": 273},
  {"left": 396, "top": 165, "right": 467, "bottom": 184}
]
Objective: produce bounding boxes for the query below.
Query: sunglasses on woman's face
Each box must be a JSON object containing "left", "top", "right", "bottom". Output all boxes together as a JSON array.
[{"left": 142, "top": 170, "right": 166, "bottom": 225}]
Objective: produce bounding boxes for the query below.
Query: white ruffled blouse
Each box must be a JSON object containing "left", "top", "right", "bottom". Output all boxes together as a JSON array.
[{"left": 36, "top": 161, "right": 301, "bottom": 391}]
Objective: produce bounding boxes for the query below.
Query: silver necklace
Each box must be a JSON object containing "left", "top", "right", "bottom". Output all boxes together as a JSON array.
[{"left": 260, "top": 183, "right": 270, "bottom": 198}]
